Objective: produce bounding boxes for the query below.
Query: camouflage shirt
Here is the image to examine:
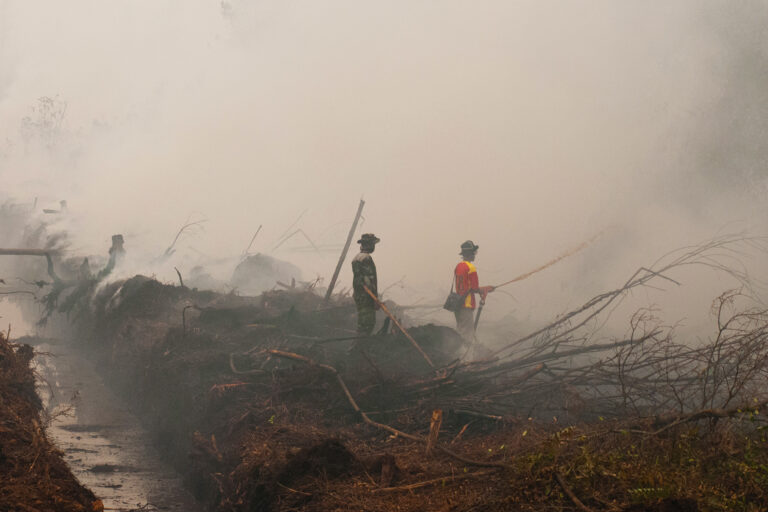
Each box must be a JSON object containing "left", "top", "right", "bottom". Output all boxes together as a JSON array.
[{"left": 351, "top": 251, "right": 377, "bottom": 301}]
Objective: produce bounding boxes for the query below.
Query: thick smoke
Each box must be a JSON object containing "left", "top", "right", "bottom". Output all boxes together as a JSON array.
[{"left": 1, "top": 1, "right": 767, "bottom": 335}]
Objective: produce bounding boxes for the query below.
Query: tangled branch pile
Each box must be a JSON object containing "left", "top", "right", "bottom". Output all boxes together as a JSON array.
[
  {"left": 5, "top": 218, "right": 768, "bottom": 511},
  {"left": 17, "top": 236, "right": 757, "bottom": 511}
]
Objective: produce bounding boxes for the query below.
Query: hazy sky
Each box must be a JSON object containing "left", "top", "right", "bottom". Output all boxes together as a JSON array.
[{"left": 1, "top": 1, "right": 766, "bottom": 328}]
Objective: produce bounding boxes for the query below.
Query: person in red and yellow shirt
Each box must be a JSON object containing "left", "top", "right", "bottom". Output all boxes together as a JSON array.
[{"left": 454, "top": 240, "right": 493, "bottom": 340}]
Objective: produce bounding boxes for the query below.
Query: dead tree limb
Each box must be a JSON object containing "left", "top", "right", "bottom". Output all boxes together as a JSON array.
[
  {"left": 648, "top": 400, "right": 768, "bottom": 436},
  {"left": 373, "top": 470, "right": 496, "bottom": 493},
  {"left": 162, "top": 216, "right": 206, "bottom": 259},
  {"left": 16, "top": 278, "right": 49, "bottom": 289},
  {"left": 274, "top": 209, "right": 308, "bottom": 246},
  {"left": 555, "top": 472, "right": 594, "bottom": 512},
  {"left": 263, "top": 349, "right": 511, "bottom": 468},
  {"left": 471, "top": 334, "right": 658, "bottom": 378},
  {"left": 491, "top": 236, "right": 762, "bottom": 360},
  {"left": 0, "top": 249, "right": 62, "bottom": 285},
  {"left": 363, "top": 285, "right": 434, "bottom": 369},
  {"left": 0, "top": 249, "right": 60, "bottom": 256},
  {"left": 241, "top": 225, "right": 262, "bottom": 259},
  {"left": 229, "top": 353, "right": 264, "bottom": 375},
  {"left": 0, "top": 291, "right": 37, "bottom": 297},
  {"left": 272, "top": 229, "right": 319, "bottom": 253},
  {"left": 174, "top": 267, "right": 184, "bottom": 288}
]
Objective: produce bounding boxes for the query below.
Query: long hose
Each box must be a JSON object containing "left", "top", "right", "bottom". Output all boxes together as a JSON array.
[
  {"left": 492, "top": 231, "right": 604, "bottom": 290},
  {"left": 474, "top": 231, "right": 604, "bottom": 333}
]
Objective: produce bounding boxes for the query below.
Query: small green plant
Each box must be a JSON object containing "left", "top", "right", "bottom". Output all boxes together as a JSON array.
[{"left": 628, "top": 487, "right": 670, "bottom": 502}]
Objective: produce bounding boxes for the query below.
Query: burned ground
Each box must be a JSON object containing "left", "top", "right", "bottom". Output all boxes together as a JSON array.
[
  {"left": 24, "top": 258, "right": 768, "bottom": 512},
  {"left": 2, "top": 212, "right": 768, "bottom": 511},
  {"left": 0, "top": 330, "right": 101, "bottom": 512}
]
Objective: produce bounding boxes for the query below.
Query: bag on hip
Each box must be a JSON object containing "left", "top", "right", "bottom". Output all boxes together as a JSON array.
[
  {"left": 443, "top": 274, "right": 467, "bottom": 312},
  {"left": 443, "top": 291, "right": 467, "bottom": 312}
]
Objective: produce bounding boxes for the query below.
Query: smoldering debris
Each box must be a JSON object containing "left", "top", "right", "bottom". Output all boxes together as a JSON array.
[
  {"left": 4, "top": 218, "right": 767, "bottom": 510},
  {"left": 230, "top": 253, "right": 303, "bottom": 296},
  {"left": 3, "top": 204, "right": 768, "bottom": 511}
]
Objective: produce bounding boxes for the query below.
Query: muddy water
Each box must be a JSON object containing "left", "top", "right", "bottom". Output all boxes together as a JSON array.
[{"left": 32, "top": 339, "right": 204, "bottom": 512}]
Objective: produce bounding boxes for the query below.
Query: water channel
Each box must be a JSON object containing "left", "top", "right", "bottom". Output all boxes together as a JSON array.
[{"left": 32, "top": 338, "right": 204, "bottom": 512}]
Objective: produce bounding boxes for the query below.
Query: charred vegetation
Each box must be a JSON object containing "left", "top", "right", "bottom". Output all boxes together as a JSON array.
[
  {"left": 1, "top": 234, "right": 764, "bottom": 510},
  {"left": 2, "top": 206, "right": 768, "bottom": 510}
]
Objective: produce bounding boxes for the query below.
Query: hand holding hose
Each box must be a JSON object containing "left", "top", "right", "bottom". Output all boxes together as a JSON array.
[{"left": 478, "top": 285, "right": 495, "bottom": 302}]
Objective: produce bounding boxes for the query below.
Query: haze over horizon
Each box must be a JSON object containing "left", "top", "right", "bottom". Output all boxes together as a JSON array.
[{"left": 2, "top": 1, "right": 768, "bottom": 333}]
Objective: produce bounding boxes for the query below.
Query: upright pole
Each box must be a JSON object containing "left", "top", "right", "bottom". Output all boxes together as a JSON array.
[{"left": 325, "top": 199, "right": 365, "bottom": 300}]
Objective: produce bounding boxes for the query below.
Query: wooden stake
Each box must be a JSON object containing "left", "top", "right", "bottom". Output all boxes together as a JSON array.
[
  {"left": 426, "top": 409, "right": 443, "bottom": 456},
  {"left": 325, "top": 199, "right": 365, "bottom": 300},
  {"left": 241, "top": 225, "right": 262, "bottom": 258}
]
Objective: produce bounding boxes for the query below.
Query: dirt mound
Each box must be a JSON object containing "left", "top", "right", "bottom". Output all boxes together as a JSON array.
[
  {"left": 279, "top": 439, "right": 356, "bottom": 484},
  {"left": 0, "top": 331, "right": 101, "bottom": 512},
  {"left": 231, "top": 254, "right": 303, "bottom": 296}
]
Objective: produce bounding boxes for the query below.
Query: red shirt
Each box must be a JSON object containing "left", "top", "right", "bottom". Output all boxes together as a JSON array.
[{"left": 454, "top": 261, "right": 479, "bottom": 309}]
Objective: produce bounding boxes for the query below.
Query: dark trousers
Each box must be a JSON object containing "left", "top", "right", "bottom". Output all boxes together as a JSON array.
[
  {"left": 454, "top": 308, "right": 475, "bottom": 341},
  {"left": 355, "top": 298, "right": 376, "bottom": 336}
]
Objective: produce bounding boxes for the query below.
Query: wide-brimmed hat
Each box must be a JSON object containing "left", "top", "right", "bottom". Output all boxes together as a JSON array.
[
  {"left": 459, "top": 240, "right": 479, "bottom": 254},
  {"left": 357, "top": 233, "right": 381, "bottom": 245}
]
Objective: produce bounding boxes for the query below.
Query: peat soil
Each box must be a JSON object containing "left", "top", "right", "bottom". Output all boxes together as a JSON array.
[
  {"left": 0, "top": 331, "right": 99, "bottom": 512},
  {"left": 34, "top": 275, "right": 768, "bottom": 511}
]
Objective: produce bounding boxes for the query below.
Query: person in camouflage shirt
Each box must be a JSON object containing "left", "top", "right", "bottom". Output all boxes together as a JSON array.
[{"left": 351, "top": 233, "right": 380, "bottom": 335}]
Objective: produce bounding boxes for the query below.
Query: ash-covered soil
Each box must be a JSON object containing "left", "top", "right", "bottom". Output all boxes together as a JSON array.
[{"left": 35, "top": 274, "right": 768, "bottom": 512}]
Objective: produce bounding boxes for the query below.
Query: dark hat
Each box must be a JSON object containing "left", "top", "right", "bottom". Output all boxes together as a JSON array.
[
  {"left": 460, "top": 240, "right": 479, "bottom": 254},
  {"left": 111, "top": 234, "right": 124, "bottom": 244},
  {"left": 357, "top": 233, "right": 381, "bottom": 245}
]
